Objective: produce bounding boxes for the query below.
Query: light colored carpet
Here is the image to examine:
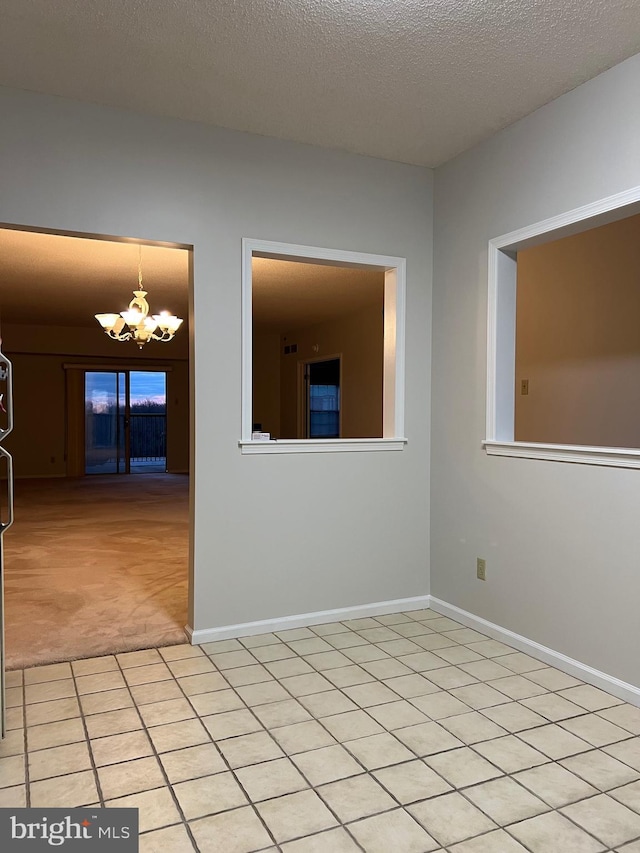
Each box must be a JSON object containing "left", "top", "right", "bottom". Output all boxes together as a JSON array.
[{"left": 3, "top": 474, "right": 189, "bottom": 670}]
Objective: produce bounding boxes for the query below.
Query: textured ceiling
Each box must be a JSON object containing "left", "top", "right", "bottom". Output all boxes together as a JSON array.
[
  {"left": 0, "top": 1, "right": 638, "bottom": 166},
  {"left": 252, "top": 258, "right": 384, "bottom": 333},
  {"left": 0, "top": 228, "right": 190, "bottom": 328}
]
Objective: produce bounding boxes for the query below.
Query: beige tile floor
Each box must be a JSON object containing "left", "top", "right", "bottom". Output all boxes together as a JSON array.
[{"left": 2, "top": 608, "right": 640, "bottom": 852}]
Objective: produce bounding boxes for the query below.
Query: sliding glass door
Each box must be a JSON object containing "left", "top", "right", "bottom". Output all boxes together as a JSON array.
[
  {"left": 85, "top": 371, "right": 166, "bottom": 474},
  {"left": 85, "top": 372, "right": 127, "bottom": 474}
]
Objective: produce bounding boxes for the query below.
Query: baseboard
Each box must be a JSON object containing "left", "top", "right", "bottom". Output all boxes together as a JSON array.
[
  {"left": 186, "top": 594, "right": 430, "bottom": 645},
  {"left": 13, "top": 473, "right": 66, "bottom": 479},
  {"left": 429, "top": 596, "right": 640, "bottom": 708}
]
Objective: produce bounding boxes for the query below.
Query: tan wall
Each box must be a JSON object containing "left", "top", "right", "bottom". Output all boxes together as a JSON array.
[
  {"left": 252, "top": 332, "right": 281, "bottom": 437},
  {"left": 2, "top": 323, "right": 189, "bottom": 477},
  {"left": 278, "top": 302, "right": 383, "bottom": 439},
  {"left": 515, "top": 213, "right": 640, "bottom": 447}
]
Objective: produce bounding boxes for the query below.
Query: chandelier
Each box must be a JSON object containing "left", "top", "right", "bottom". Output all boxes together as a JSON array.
[{"left": 95, "top": 246, "right": 183, "bottom": 349}]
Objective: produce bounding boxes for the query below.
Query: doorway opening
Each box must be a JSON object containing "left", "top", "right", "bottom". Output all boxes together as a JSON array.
[
  {"left": 0, "top": 224, "right": 192, "bottom": 670},
  {"left": 303, "top": 357, "right": 341, "bottom": 438},
  {"left": 85, "top": 369, "right": 168, "bottom": 474}
]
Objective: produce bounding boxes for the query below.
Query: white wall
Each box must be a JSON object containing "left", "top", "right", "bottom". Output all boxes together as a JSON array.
[
  {"left": 0, "top": 86, "right": 432, "bottom": 632},
  {"left": 432, "top": 54, "right": 640, "bottom": 686}
]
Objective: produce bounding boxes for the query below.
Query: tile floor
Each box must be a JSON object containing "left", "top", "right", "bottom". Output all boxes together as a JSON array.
[{"left": 2, "top": 608, "right": 640, "bottom": 852}]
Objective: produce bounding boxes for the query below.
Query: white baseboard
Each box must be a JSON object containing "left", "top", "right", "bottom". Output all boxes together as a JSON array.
[
  {"left": 186, "top": 592, "right": 639, "bottom": 707},
  {"left": 186, "top": 595, "right": 430, "bottom": 645},
  {"left": 429, "top": 596, "right": 640, "bottom": 708}
]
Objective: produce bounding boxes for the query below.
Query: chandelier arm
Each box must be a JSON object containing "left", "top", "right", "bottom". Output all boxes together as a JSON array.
[{"left": 107, "top": 329, "right": 133, "bottom": 342}]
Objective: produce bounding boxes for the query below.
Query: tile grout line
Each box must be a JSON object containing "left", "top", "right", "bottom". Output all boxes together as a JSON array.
[
  {"left": 167, "top": 628, "right": 414, "bottom": 848},
  {"left": 238, "top": 624, "right": 452, "bottom": 848},
  {"left": 22, "top": 671, "right": 30, "bottom": 808},
  {"left": 111, "top": 651, "right": 216, "bottom": 852},
  {"left": 156, "top": 650, "right": 284, "bottom": 852},
  {"left": 381, "top": 618, "right": 640, "bottom": 851},
  {"left": 17, "top": 620, "right": 636, "bottom": 840},
  {"left": 176, "top": 645, "right": 367, "bottom": 852},
  {"left": 281, "top": 616, "right": 578, "bottom": 851},
  {"left": 372, "top": 619, "right": 638, "bottom": 850},
  {"left": 269, "top": 623, "right": 551, "bottom": 849},
  {"left": 71, "top": 665, "right": 108, "bottom": 809},
  {"left": 231, "top": 619, "right": 510, "bottom": 849},
  {"left": 12, "top": 610, "right": 640, "bottom": 851},
  {"left": 239, "top": 616, "right": 640, "bottom": 850}
]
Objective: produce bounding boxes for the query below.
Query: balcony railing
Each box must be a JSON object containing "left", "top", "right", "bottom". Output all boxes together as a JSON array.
[{"left": 129, "top": 413, "right": 166, "bottom": 461}]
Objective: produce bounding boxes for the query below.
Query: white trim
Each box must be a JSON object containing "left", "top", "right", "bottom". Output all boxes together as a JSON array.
[
  {"left": 487, "top": 248, "right": 517, "bottom": 442},
  {"left": 187, "top": 595, "right": 429, "bottom": 644},
  {"left": 484, "top": 440, "right": 640, "bottom": 469},
  {"left": 486, "top": 184, "right": 640, "bottom": 463},
  {"left": 242, "top": 238, "right": 406, "bottom": 450},
  {"left": 241, "top": 238, "right": 254, "bottom": 442},
  {"left": 248, "top": 238, "right": 408, "bottom": 270},
  {"left": 490, "top": 185, "right": 640, "bottom": 252},
  {"left": 429, "top": 596, "right": 640, "bottom": 707},
  {"left": 486, "top": 245, "right": 498, "bottom": 441},
  {"left": 239, "top": 438, "right": 407, "bottom": 454}
]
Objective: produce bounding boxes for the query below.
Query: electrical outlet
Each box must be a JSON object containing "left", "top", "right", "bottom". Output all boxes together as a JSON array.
[{"left": 477, "top": 557, "right": 486, "bottom": 581}]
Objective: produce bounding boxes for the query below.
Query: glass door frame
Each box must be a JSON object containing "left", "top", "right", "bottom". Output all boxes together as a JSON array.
[{"left": 119, "top": 371, "right": 131, "bottom": 475}]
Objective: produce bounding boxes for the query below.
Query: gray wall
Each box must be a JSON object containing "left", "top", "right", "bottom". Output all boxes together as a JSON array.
[
  {"left": 0, "top": 86, "right": 432, "bottom": 632},
  {"left": 432, "top": 54, "right": 640, "bottom": 686}
]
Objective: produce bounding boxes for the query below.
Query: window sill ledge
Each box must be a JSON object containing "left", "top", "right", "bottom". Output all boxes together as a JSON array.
[
  {"left": 484, "top": 439, "right": 640, "bottom": 469},
  {"left": 239, "top": 438, "right": 407, "bottom": 455}
]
